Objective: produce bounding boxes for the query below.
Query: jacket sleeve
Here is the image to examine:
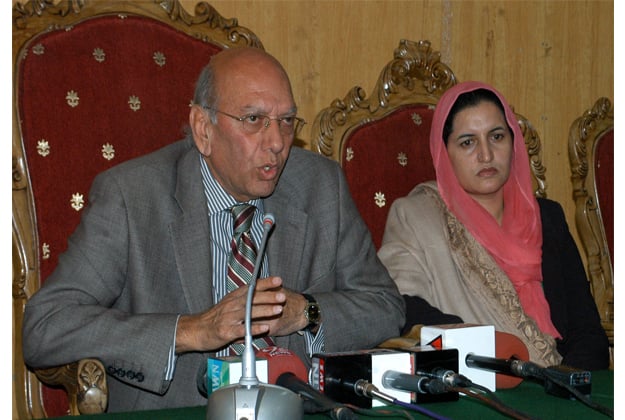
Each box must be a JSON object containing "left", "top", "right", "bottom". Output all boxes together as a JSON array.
[
  {"left": 401, "top": 295, "right": 463, "bottom": 335},
  {"left": 22, "top": 169, "right": 180, "bottom": 395},
  {"left": 268, "top": 149, "right": 406, "bottom": 355},
  {"left": 312, "top": 160, "right": 406, "bottom": 351},
  {"left": 539, "top": 198, "right": 610, "bottom": 370}
]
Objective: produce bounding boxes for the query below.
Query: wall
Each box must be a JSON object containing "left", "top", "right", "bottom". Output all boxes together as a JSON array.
[{"left": 187, "top": 0, "right": 614, "bottom": 261}]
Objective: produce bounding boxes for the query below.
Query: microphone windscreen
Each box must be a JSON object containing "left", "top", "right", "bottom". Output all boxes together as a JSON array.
[
  {"left": 257, "top": 346, "right": 309, "bottom": 385},
  {"left": 495, "top": 331, "right": 529, "bottom": 389}
]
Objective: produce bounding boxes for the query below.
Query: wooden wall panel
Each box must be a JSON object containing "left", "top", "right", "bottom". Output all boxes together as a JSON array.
[
  {"left": 198, "top": 0, "right": 447, "bottom": 139},
  {"left": 191, "top": 0, "right": 613, "bottom": 265},
  {"left": 541, "top": 0, "right": 614, "bottom": 250}
]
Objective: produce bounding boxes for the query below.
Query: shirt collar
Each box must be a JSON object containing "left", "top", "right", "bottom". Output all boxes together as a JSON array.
[{"left": 199, "top": 156, "right": 262, "bottom": 214}]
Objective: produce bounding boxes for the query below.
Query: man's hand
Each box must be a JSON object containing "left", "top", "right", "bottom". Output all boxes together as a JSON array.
[
  {"left": 176, "top": 276, "right": 309, "bottom": 353},
  {"left": 264, "top": 284, "right": 311, "bottom": 336}
]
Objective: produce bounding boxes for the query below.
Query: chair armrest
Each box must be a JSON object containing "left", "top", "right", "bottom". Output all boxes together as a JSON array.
[{"left": 34, "top": 359, "right": 108, "bottom": 415}]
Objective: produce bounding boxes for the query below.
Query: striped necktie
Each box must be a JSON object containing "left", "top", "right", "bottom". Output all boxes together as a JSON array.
[{"left": 227, "top": 204, "right": 275, "bottom": 354}]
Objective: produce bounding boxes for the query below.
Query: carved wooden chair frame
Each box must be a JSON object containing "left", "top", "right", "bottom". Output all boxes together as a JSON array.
[
  {"left": 568, "top": 97, "right": 614, "bottom": 359},
  {"left": 312, "top": 37, "right": 550, "bottom": 361},
  {"left": 12, "top": 0, "right": 262, "bottom": 417},
  {"left": 312, "top": 39, "right": 548, "bottom": 199}
]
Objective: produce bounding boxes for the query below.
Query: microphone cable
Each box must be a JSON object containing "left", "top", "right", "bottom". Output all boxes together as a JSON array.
[
  {"left": 276, "top": 372, "right": 358, "bottom": 420},
  {"left": 421, "top": 369, "right": 538, "bottom": 420},
  {"left": 352, "top": 379, "right": 452, "bottom": 420},
  {"left": 342, "top": 405, "right": 416, "bottom": 420},
  {"left": 445, "top": 385, "right": 538, "bottom": 420}
]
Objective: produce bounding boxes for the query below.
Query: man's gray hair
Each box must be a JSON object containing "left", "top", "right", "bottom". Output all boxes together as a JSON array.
[{"left": 193, "top": 61, "right": 218, "bottom": 124}]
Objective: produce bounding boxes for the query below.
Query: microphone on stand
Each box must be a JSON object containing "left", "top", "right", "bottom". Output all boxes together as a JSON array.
[
  {"left": 465, "top": 354, "right": 544, "bottom": 379},
  {"left": 381, "top": 370, "right": 447, "bottom": 395},
  {"left": 465, "top": 353, "right": 593, "bottom": 399},
  {"left": 206, "top": 214, "right": 304, "bottom": 419}
]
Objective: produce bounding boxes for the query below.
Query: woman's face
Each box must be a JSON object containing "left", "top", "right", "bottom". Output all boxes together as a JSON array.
[{"left": 446, "top": 100, "right": 513, "bottom": 204}]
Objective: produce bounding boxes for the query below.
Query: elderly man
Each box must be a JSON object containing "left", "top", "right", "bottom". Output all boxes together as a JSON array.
[{"left": 23, "top": 47, "right": 405, "bottom": 412}]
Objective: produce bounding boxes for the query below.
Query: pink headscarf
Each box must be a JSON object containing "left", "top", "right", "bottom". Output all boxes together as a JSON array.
[{"left": 430, "top": 81, "right": 561, "bottom": 339}]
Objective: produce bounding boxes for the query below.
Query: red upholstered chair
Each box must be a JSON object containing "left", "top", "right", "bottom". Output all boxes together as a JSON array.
[
  {"left": 568, "top": 97, "right": 614, "bottom": 366},
  {"left": 311, "top": 39, "right": 547, "bottom": 250},
  {"left": 12, "top": 0, "right": 263, "bottom": 417}
]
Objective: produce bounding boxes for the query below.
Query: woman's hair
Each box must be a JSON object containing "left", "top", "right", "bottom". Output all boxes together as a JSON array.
[{"left": 442, "top": 88, "right": 509, "bottom": 145}]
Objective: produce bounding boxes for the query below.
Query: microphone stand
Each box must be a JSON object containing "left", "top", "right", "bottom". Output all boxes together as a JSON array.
[
  {"left": 238, "top": 214, "right": 272, "bottom": 388},
  {"left": 206, "top": 214, "right": 304, "bottom": 419}
]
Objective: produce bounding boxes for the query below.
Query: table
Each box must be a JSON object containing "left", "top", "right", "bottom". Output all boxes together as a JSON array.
[{"left": 50, "top": 370, "right": 613, "bottom": 419}]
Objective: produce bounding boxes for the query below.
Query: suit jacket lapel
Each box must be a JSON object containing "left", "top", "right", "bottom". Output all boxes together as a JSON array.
[
  {"left": 264, "top": 197, "right": 308, "bottom": 290},
  {"left": 167, "top": 144, "right": 308, "bottom": 313},
  {"left": 170, "top": 146, "right": 214, "bottom": 313}
]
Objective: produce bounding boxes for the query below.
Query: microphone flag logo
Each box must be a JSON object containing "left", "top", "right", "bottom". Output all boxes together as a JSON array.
[{"left": 426, "top": 334, "right": 443, "bottom": 350}]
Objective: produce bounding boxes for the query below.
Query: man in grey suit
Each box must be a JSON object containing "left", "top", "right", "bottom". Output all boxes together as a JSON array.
[{"left": 22, "top": 47, "right": 405, "bottom": 412}]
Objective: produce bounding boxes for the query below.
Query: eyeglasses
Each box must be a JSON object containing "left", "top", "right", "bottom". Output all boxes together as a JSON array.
[{"left": 203, "top": 106, "right": 306, "bottom": 137}]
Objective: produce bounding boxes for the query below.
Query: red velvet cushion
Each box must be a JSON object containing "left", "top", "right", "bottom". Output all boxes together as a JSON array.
[
  {"left": 342, "top": 105, "right": 436, "bottom": 249},
  {"left": 18, "top": 14, "right": 222, "bottom": 416},
  {"left": 595, "top": 129, "right": 613, "bottom": 264}
]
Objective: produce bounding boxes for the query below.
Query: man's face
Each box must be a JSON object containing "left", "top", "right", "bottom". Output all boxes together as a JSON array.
[{"left": 194, "top": 52, "right": 296, "bottom": 202}]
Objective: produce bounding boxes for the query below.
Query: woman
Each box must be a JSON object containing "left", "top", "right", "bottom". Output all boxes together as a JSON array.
[{"left": 378, "top": 81, "right": 609, "bottom": 370}]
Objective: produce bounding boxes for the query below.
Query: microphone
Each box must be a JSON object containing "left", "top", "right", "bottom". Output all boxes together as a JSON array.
[
  {"left": 277, "top": 372, "right": 358, "bottom": 420},
  {"left": 352, "top": 379, "right": 395, "bottom": 405},
  {"left": 420, "top": 326, "right": 532, "bottom": 390},
  {"left": 381, "top": 370, "right": 447, "bottom": 395},
  {"left": 206, "top": 213, "right": 304, "bottom": 419},
  {"left": 257, "top": 346, "right": 309, "bottom": 385},
  {"left": 197, "top": 216, "right": 281, "bottom": 397},
  {"left": 465, "top": 354, "right": 593, "bottom": 399},
  {"left": 419, "top": 367, "right": 473, "bottom": 388},
  {"left": 465, "top": 354, "right": 544, "bottom": 379}
]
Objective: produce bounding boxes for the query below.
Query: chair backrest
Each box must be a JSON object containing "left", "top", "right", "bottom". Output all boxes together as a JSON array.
[
  {"left": 568, "top": 97, "right": 614, "bottom": 355},
  {"left": 12, "top": 1, "right": 262, "bottom": 417},
  {"left": 311, "top": 39, "right": 547, "bottom": 250}
]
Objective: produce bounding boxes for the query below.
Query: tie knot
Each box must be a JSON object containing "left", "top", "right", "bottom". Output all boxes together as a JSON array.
[{"left": 231, "top": 204, "right": 256, "bottom": 234}]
